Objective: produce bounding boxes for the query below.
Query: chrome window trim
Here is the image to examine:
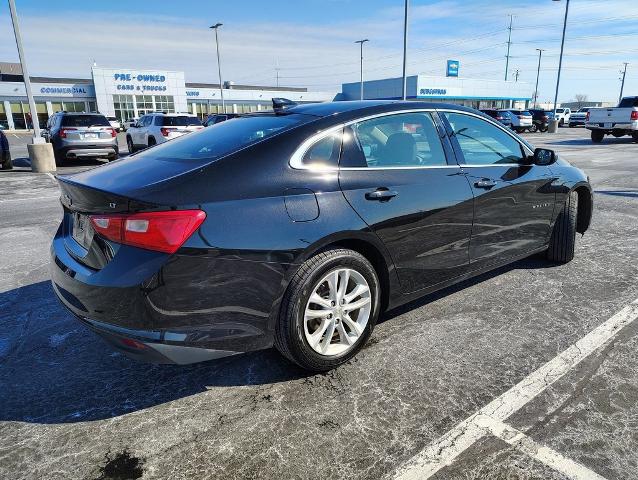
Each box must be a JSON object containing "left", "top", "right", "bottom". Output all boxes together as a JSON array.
[{"left": 289, "top": 108, "right": 442, "bottom": 171}]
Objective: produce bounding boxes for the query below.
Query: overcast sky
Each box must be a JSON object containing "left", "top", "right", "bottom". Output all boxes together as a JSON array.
[{"left": 1, "top": 0, "right": 636, "bottom": 103}]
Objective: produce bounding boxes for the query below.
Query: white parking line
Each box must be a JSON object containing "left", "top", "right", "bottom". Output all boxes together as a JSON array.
[
  {"left": 476, "top": 415, "right": 607, "bottom": 480},
  {"left": 394, "top": 298, "right": 638, "bottom": 480}
]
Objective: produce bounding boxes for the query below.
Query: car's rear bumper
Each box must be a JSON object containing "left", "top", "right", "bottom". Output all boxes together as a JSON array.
[{"left": 58, "top": 144, "right": 119, "bottom": 159}]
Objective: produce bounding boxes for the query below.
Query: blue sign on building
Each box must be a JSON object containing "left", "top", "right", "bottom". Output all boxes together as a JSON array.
[{"left": 447, "top": 60, "right": 459, "bottom": 77}]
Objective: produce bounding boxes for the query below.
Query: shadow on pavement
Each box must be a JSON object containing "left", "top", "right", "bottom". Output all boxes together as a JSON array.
[
  {"left": 1, "top": 255, "right": 556, "bottom": 425},
  {"left": 0, "top": 281, "right": 308, "bottom": 424},
  {"left": 543, "top": 137, "right": 636, "bottom": 147},
  {"left": 595, "top": 189, "right": 638, "bottom": 199}
]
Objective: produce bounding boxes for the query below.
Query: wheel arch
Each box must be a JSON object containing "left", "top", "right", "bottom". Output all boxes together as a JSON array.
[{"left": 573, "top": 184, "right": 593, "bottom": 234}]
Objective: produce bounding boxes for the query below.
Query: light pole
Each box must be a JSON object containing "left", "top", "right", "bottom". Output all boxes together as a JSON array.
[
  {"left": 401, "top": 0, "right": 409, "bottom": 100},
  {"left": 210, "top": 23, "right": 225, "bottom": 114},
  {"left": 8, "top": 0, "right": 40, "bottom": 138},
  {"left": 619, "top": 62, "right": 629, "bottom": 104},
  {"left": 550, "top": 0, "right": 569, "bottom": 133},
  {"left": 533, "top": 48, "right": 545, "bottom": 108},
  {"left": 355, "top": 39, "right": 369, "bottom": 100}
]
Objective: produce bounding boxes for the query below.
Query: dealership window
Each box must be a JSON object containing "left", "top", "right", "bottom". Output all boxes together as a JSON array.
[
  {"left": 87, "top": 101, "right": 97, "bottom": 113},
  {"left": 51, "top": 102, "right": 63, "bottom": 113},
  {"left": 10, "top": 102, "right": 30, "bottom": 129},
  {"left": 0, "top": 103, "right": 8, "bottom": 129},
  {"left": 35, "top": 102, "right": 48, "bottom": 128},
  {"left": 136, "top": 95, "right": 154, "bottom": 116},
  {"left": 62, "top": 101, "right": 86, "bottom": 112},
  {"left": 155, "top": 95, "right": 175, "bottom": 113},
  {"left": 190, "top": 102, "right": 210, "bottom": 120},
  {"left": 113, "top": 94, "right": 135, "bottom": 123}
]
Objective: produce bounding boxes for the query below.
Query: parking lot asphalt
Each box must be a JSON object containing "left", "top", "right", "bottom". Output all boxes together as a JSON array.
[{"left": 1, "top": 127, "right": 637, "bottom": 480}]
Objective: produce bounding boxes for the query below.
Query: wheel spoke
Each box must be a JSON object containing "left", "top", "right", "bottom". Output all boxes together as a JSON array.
[
  {"left": 319, "top": 321, "right": 336, "bottom": 353},
  {"left": 337, "top": 269, "right": 350, "bottom": 303},
  {"left": 342, "top": 313, "right": 363, "bottom": 337},
  {"left": 309, "top": 293, "right": 332, "bottom": 309},
  {"left": 336, "top": 322, "right": 354, "bottom": 346},
  {"left": 305, "top": 308, "right": 329, "bottom": 319},
  {"left": 326, "top": 271, "right": 339, "bottom": 303},
  {"left": 344, "top": 296, "right": 371, "bottom": 312},
  {"left": 344, "top": 284, "right": 369, "bottom": 303},
  {"left": 308, "top": 319, "right": 331, "bottom": 348}
]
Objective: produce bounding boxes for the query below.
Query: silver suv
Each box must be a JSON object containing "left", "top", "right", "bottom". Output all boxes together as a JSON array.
[{"left": 43, "top": 112, "right": 119, "bottom": 165}]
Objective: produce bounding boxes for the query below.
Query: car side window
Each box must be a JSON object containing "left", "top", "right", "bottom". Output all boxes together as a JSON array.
[
  {"left": 346, "top": 112, "right": 447, "bottom": 168},
  {"left": 154, "top": 116, "right": 163, "bottom": 126},
  {"left": 443, "top": 112, "right": 525, "bottom": 165},
  {"left": 300, "top": 130, "right": 342, "bottom": 168}
]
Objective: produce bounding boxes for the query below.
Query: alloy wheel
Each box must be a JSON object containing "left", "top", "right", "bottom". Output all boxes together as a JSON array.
[{"left": 303, "top": 268, "right": 372, "bottom": 356}]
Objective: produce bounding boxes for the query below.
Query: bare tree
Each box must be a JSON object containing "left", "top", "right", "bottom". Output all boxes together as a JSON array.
[{"left": 574, "top": 94, "right": 588, "bottom": 108}]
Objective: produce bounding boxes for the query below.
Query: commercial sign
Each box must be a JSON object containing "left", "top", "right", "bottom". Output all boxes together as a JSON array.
[
  {"left": 446, "top": 60, "right": 459, "bottom": 77},
  {"left": 419, "top": 88, "right": 447, "bottom": 96},
  {"left": 40, "top": 86, "right": 88, "bottom": 95}
]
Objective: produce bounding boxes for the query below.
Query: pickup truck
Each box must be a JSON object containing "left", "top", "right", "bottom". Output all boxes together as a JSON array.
[
  {"left": 586, "top": 96, "right": 638, "bottom": 143},
  {"left": 548, "top": 107, "right": 571, "bottom": 126}
]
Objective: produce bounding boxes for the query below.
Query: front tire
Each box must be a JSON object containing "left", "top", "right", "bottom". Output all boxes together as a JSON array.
[
  {"left": 547, "top": 191, "right": 578, "bottom": 263},
  {"left": 126, "top": 136, "right": 135, "bottom": 154},
  {"left": 275, "top": 249, "right": 380, "bottom": 372},
  {"left": 591, "top": 130, "right": 604, "bottom": 143}
]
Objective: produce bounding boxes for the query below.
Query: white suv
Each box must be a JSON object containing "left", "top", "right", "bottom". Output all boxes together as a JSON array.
[{"left": 126, "top": 113, "right": 203, "bottom": 152}]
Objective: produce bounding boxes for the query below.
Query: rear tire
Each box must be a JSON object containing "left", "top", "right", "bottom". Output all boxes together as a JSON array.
[
  {"left": 126, "top": 136, "right": 135, "bottom": 154},
  {"left": 275, "top": 248, "right": 380, "bottom": 372},
  {"left": 632, "top": 131, "right": 638, "bottom": 143},
  {"left": 547, "top": 191, "right": 578, "bottom": 264},
  {"left": 559, "top": 119, "right": 565, "bottom": 127},
  {"left": 148, "top": 137, "right": 156, "bottom": 148},
  {"left": 591, "top": 130, "right": 604, "bottom": 143}
]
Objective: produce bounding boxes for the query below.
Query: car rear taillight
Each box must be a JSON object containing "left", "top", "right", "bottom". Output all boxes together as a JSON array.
[
  {"left": 89, "top": 210, "right": 206, "bottom": 254},
  {"left": 160, "top": 127, "right": 177, "bottom": 137},
  {"left": 586, "top": 112, "right": 590, "bottom": 121},
  {"left": 106, "top": 127, "right": 117, "bottom": 137},
  {"left": 59, "top": 127, "right": 77, "bottom": 138},
  {"left": 631, "top": 111, "right": 638, "bottom": 121}
]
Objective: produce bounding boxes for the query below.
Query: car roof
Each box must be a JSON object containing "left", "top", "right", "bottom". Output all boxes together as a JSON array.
[{"left": 285, "top": 100, "right": 479, "bottom": 118}]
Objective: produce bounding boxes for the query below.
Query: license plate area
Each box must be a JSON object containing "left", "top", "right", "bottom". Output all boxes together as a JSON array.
[
  {"left": 82, "top": 133, "right": 98, "bottom": 140},
  {"left": 72, "top": 213, "right": 93, "bottom": 249},
  {"left": 604, "top": 122, "right": 612, "bottom": 129}
]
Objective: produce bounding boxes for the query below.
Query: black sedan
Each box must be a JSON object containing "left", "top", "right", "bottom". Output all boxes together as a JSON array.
[{"left": 50, "top": 101, "right": 593, "bottom": 371}]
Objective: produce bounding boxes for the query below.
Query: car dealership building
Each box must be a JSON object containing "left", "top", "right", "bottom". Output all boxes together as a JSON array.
[
  {"left": 1, "top": 61, "right": 533, "bottom": 130},
  {"left": 341, "top": 74, "right": 532, "bottom": 109},
  {"left": 0, "top": 62, "right": 336, "bottom": 130}
]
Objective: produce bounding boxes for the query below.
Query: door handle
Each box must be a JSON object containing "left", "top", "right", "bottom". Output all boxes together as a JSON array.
[
  {"left": 474, "top": 179, "right": 497, "bottom": 189},
  {"left": 365, "top": 188, "right": 398, "bottom": 201}
]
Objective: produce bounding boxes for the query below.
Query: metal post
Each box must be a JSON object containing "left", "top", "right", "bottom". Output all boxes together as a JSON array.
[
  {"left": 355, "top": 39, "right": 369, "bottom": 101},
  {"left": 533, "top": 49, "right": 545, "bottom": 108},
  {"left": 8, "top": 0, "right": 40, "bottom": 138},
  {"left": 619, "top": 62, "right": 628, "bottom": 104},
  {"left": 210, "top": 23, "right": 225, "bottom": 113},
  {"left": 505, "top": 14, "right": 513, "bottom": 81},
  {"left": 551, "top": 0, "right": 569, "bottom": 128},
  {"left": 401, "top": 0, "right": 409, "bottom": 100}
]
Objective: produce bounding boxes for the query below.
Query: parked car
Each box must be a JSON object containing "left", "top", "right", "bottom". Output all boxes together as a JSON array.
[
  {"left": 480, "top": 109, "right": 512, "bottom": 128},
  {"left": 203, "top": 113, "right": 239, "bottom": 126},
  {"left": 528, "top": 109, "right": 550, "bottom": 133},
  {"left": 107, "top": 116, "right": 122, "bottom": 132},
  {"left": 500, "top": 109, "right": 533, "bottom": 133},
  {"left": 586, "top": 97, "right": 638, "bottom": 143},
  {"left": 568, "top": 108, "right": 590, "bottom": 128},
  {"left": 0, "top": 128, "right": 11, "bottom": 170},
  {"left": 123, "top": 117, "right": 139, "bottom": 131},
  {"left": 42, "top": 112, "right": 118, "bottom": 165},
  {"left": 50, "top": 101, "right": 592, "bottom": 371},
  {"left": 126, "top": 113, "right": 203, "bottom": 152},
  {"left": 548, "top": 107, "right": 571, "bottom": 127}
]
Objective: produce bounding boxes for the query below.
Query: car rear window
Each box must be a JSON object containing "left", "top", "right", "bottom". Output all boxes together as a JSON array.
[
  {"left": 157, "top": 116, "right": 202, "bottom": 127},
  {"left": 61, "top": 115, "right": 110, "bottom": 127},
  {"left": 133, "top": 114, "right": 311, "bottom": 163}
]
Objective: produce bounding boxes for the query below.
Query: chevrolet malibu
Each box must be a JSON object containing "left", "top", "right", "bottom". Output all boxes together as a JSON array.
[{"left": 50, "top": 101, "right": 593, "bottom": 371}]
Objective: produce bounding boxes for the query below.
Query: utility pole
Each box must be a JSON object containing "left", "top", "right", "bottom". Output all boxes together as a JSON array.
[
  {"left": 210, "top": 23, "right": 225, "bottom": 113},
  {"left": 533, "top": 48, "right": 545, "bottom": 108},
  {"left": 505, "top": 14, "right": 513, "bottom": 81},
  {"left": 275, "top": 68, "right": 280, "bottom": 88},
  {"left": 355, "top": 39, "right": 369, "bottom": 101},
  {"left": 8, "top": 0, "right": 40, "bottom": 138},
  {"left": 551, "top": 0, "right": 570, "bottom": 130},
  {"left": 514, "top": 69, "right": 520, "bottom": 82},
  {"left": 401, "top": 0, "right": 409, "bottom": 100},
  {"left": 619, "top": 62, "right": 629, "bottom": 104}
]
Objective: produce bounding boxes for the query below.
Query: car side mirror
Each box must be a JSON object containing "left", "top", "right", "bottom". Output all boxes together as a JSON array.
[{"left": 533, "top": 148, "right": 556, "bottom": 166}]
